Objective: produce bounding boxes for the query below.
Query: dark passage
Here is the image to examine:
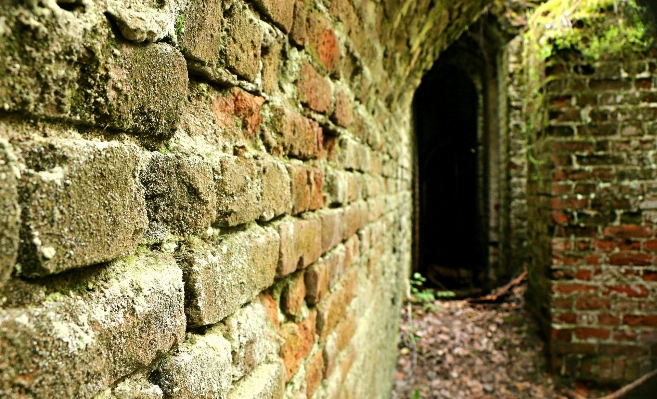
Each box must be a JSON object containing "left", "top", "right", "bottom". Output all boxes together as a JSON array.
[{"left": 414, "top": 62, "right": 485, "bottom": 292}]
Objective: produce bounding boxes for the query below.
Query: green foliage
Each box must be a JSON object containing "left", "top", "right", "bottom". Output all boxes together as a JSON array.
[
  {"left": 410, "top": 272, "right": 455, "bottom": 310},
  {"left": 411, "top": 388, "right": 425, "bottom": 399},
  {"left": 175, "top": 12, "right": 186, "bottom": 37}
]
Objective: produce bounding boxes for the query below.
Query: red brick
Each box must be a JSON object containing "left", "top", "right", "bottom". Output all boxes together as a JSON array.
[
  {"left": 277, "top": 217, "right": 323, "bottom": 277},
  {"left": 595, "top": 239, "right": 616, "bottom": 251},
  {"left": 553, "top": 283, "right": 598, "bottom": 294},
  {"left": 552, "top": 210, "right": 572, "bottom": 224},
  {"left": 577, "top": 297, "right": 610, "bottom": 310},
  {"left": 316, "top": 267, "right": 358, "bottom": 341},
  {"left": 253, "top": 0, "right": 295, "bottom": 32},
  {"left": 305, "top": 350, "right": 324, "bottom": 398},
  {"left": 331, "top": 88, "right": 354, "bottom": 128},
  {"left": 585, "top": 255, "right": 599, "bottom": 266},
  {"left": 551, "top": 197, "right": 588, "bottom": 210},
  {"left": 613, "top": 329, "right": 637, "bottom": 341},
  {"left": 551, "top": 341, "right": 596, "bottom": 354},
  {"left": 289, "top": 0, "right": 308, "bottom": 46},
  {"left": 282, "top": 271, "right": 306, "bottom": 317},
  {"left": 551, "top": 328, "right": 573, "bottom": 341},
  {"left": 623, "top": 314, "right": 657, "bottom": 327},
  {"left": 643, "top": 239, "right": 657, "bottom": 251},
  {"left": 604, "top": 225, "right": 653, "bottom": 238},
  {"left": 576, "top": 269, "right": 592, "bottom": 280},
  {"left": 639, "top": 330, "right": 657, "bottom": 343},
  {"left": 268, "top": 107, "right": 322, "bottom": 159},
  {"left": 307, "top": 11, "right": 340, "bottom": 72},
  {"left": 557, "top": 313, "right": 577, "bottom": 323},
  {"left": 305, "top": 261, "right": 329, "bottom": 305},
  {"left": 617, "top": 239, "right": 641, "bottom": 251},
  {"left": 280, "top": 312, "right": 316, "bottom": 381},
  {"left": 296, "top": 62, "right": 332, "bottom": 113},
  {"left": 259, "top": 291, "right": 280, "bottom": 330},
  {"left": 643, "top": 270, "right": 657, "bottom": 282},
  {"left": 553, "top": 298, "right": 574, "bottom": 309},
  {"left": 598, "top": 313, "right": 620, "bottom": 326},
  {"left": 609, "top": 253, "right": 652, "bottom": 266},
  {"left": 605, "top": 284, "right": 650, "bottom": 297},
  {"left": 575, "top": 327, "right": 610, "bottom": 340}
]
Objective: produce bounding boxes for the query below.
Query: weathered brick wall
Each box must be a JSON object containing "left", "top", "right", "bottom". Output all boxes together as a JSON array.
[
  {"left": 0, "top": 0, "right": 489, "bottom": 397},
  {"left": 519, "top": 7, "right": 657, "bottom": 385}
]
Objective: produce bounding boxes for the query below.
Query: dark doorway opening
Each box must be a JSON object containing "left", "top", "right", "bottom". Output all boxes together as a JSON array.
[{"left": 414, "top": 64, "right": 485, "bottom": 292}]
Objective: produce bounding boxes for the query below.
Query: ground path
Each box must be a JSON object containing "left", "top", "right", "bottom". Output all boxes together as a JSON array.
[{"left": 391, "top": 284, "right": 615, "bottom": 399}]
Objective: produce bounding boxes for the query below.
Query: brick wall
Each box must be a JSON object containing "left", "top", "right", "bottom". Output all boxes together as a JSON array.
[
  {"left": 519, "top": 6, "right": 657, "bottom": 385},
  {"left": 0, "top": 0, "right": 489, "bottom": 397}
]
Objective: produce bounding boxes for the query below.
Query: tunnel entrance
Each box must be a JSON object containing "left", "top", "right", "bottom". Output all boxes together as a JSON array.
[
  {"left": 413, "top": 20, "right": 511, "bottom": 295},
  {"left": 414, "top": 63, "right": 485, "bottom": 292}
]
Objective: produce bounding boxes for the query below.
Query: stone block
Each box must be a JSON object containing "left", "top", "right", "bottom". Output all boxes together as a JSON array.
[
  {"left": 17, "top": 139, "right": 147, "bottom": 277},
  {"left": 266, "top": 107, "right": 322, "bottom": 160},
  {"left": 277, "top": 217, "right": 323, "bottom": 277},
  {"left": 141, "top": 153, "right": 216, "bottom": 238},
  {"left": 226, "top": 359, "right": 285, "bottom": 399},
  {"left": 279, "top": 312, "right": 316, "bottom": 380},
  {"left": 215, "top": 302, "right": 276, "bottom": 381},
  {"left": 105, "top": 0, "right": 185, "bottom": 43},
  {"left": 179, "top": 225, "right": 279, "bottom": 327},
  {"left": 155, "top": 332, "right": 232, "bottom": 399},
  {"left": 0, "top": 141, "right": 20, "bottom": 287},
  {"left": 0, "top": 5, "right": 188, "bottom": 139},
  {"left": 213, "top": 155, "right": 261, "bottom": 227},
  {"left": 282, "top": 271, "right": 306, "bottom": 317},
  {"left": 253, "top": 0, "right": 295, "bottom": 32},
  {"left": 296, "top": 62, "right": 332, "bottom": 113},
  {"left": 260, "top": 159, "right": 292, "bottom": 221},
  {"left": 224, "top": 4, "right": 263, "bottom": 81},
  {"left": 0, "top": 252, "right": 185, "bottom": 398},
  {"left": 179, "top": 0, "right": 224, "bottom": 63},
  {"left": 319, "top": 208, "right": 344, "bottom": 253}
]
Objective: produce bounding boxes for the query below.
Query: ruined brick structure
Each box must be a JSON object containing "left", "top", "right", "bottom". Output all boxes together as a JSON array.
[
  {"left": 0, "top": 0, "right": 490, "bottom": 397},
  {"left": 3, "top": 0, "right": 657, "bottom": 395}
]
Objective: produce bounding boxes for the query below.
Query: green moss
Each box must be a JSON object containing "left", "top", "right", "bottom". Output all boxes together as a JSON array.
[{"left": 175, "top": 12, "right": 186, "bottom": 38}]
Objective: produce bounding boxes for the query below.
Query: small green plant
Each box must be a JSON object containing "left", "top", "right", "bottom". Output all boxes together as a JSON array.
[
  {"left": 410, "top": 273, "right": 456, "bottom": 311},
  {"left": 175, "top": 12, "right": 186, "bottom": 37},
  {"left": 410, "top": 388, "right": 425, "bottom": 399}
]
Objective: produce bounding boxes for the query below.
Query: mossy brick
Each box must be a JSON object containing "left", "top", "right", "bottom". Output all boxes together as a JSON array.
[
  {"left": 106, "top": 0, "right": 187, "bottom": 43},
  {"left": 325, "top": 169, "right": 349, "bottom": 205},
  {"left": 253, "top": 0, "right": 295, "bottom": 33},
  {"left": 306, "top": 10, "right": 340, "bottom": 73},
  {"left": 17, "top": 139, "right": 147, "bottom": 277},
  {"left": 154, "top": 332, "right": 232, "bottom": 399},
  {"left": 93, "top": 373, "right": 164, "bottom": 399},
  {"left": 342, "top": 201, "right": 368, "bottom": 240},
  {"left": 0, "top": 141, "right": 20, "bottom": 288},
  {"left": 296, "top": 62, "right": 332, "bottom": 113},
  {"left": 266, "top": 107, "right": 322, "bottom": 160},
  {"left": 324, "top": 245, "right": 347, "bottom": 288},
  {"left": 0, "top": 252, "right": 185, "bottom": 398},
  {"left": 259, "top": 158, "right": 293, "bottom": 221},
  {"left": 287, "top": 164, "right": 312, "bottom": 215},
  {"left": 226, "top": 359, "right": 285, "bottom": 399},
  {"left": 179, "top": 0, "right": 224, "bottom": 63},
  {"left": 0, "top": 5, "right": 188, "bottom": 139},
  {"left": 279, "top": 312, "right": 316, "bottom": 380},
  {"left": 276, "top": 217, "right": 323, "bottom": 277},
  {"left": 141, "top": 153, "right": 216, "bottom": 238},
  {"left": 318, "top": 208, "right": 344, "bottom": 253},
  {"left": 213, "top": 155, "right": 262, "bottom": 227},
  {"left": 178, "top": 225, "right": 279, "bottom": 327},
  {"left": 305, "top": 350, "right": 324, "bottom": 398},
  {"left": 224, "top": 3, "right": 263, "bottom": 81},
  {"left": 216, "top": 302, "right": 276, "bottom": 381},
  {"left": 338, "top": 137, "right": 370, "bottom": 172}
]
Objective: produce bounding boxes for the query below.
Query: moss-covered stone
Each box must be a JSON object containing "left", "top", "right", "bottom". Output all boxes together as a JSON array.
[
  {"left": 154, "top": 331, "right": 232, "bottom": 399},
  {"left": 0, "top": 252, "right": 185, "bottom": 398},
  {"left": 226, "top": 359, "right": 285, "bottom": 399},
  {"left": 178, "top": 225, "right": 280, "bottom": 327},
  {"left": 17, "top": 138, "right": 148, "bottom": 277},
  {"left": 0, "top": 140, "right": 20, "bottom": 288}
]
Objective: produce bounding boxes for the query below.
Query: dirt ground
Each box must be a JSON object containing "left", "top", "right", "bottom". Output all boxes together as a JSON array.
[{"left": 391, "top": 283, "right": 616, "bottom": 399}]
